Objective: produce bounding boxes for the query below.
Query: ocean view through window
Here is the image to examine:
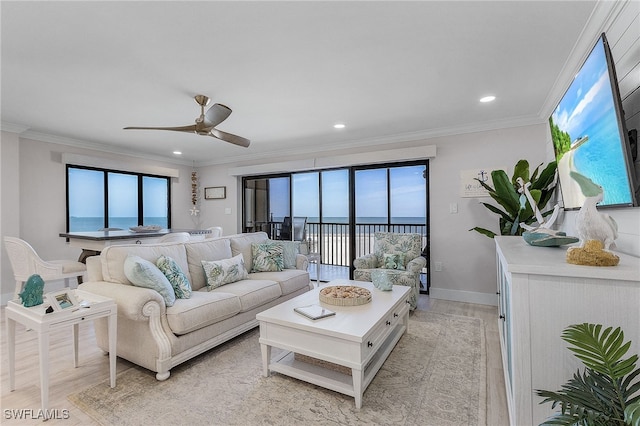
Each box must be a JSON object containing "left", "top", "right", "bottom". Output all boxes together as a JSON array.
[
  {"left": 242, "top": 161, "right": 429, "bottom": 291},
  {"left": 66, "top": 165, "right": 170, "bottom": 231}
]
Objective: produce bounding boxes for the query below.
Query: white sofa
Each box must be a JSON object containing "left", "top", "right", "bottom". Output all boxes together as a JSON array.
[{"left": 78, "top": 232, "right": 311, "bottom": 380}]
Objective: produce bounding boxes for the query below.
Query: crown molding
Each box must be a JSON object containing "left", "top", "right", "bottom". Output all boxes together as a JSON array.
[
  {"left": 3, "top": 115, "right": 543, "bottom": 169},
  {"left": 0, "top": 122, "right": 30, "bottom": 134},
  {"left": 198, "top": 114, "right": 544, "bottom": 167},
  {"left": 11, "top": 128, "right": 195, "bottom": 167}
]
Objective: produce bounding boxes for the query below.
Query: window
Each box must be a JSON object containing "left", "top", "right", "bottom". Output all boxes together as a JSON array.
[
  {"left": 242, "top": 161, "right": 429, "bottom": 292},
  {"left": 66, "top": 165, "right": 170, "bottom": 231}
]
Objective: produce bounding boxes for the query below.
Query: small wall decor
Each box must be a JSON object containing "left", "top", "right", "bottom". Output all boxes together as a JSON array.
[
  {"left": 205, "top": 186, "right": 226, "bottom": 199},
  {"left": 46, "top": 289, "right": 79, "bottom": 311},
  {"left": 460, "top": 168, "right": 498, "bottom": 198},
  {"left": 190, "top": 171, "right": 200, "bottom": 216}
]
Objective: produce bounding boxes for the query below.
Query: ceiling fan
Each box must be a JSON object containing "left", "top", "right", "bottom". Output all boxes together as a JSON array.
[{"left": 124, "top": 95, "right": 250, "bottom": 147}]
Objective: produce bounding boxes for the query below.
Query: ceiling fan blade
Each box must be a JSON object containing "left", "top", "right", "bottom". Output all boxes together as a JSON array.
[
  {"left": 204, "top": 104, "right": 232, "bottom": 127},
  {"left": 123, "top": 124, "right": 197, "bottom": 133},
  {"left": 209, "top": 128, "right": 250, "bottom": 148}
]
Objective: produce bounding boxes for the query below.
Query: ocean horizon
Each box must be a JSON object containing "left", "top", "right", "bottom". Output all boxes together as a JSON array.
[{"left": 70, "top": 216, "right": 426, "bottom": 232}]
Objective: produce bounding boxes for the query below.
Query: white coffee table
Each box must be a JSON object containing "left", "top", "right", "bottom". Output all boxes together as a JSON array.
[
  {"left": 257, "top": 279, "right": 410, "bottom": 408},
  {"left": 6, "top": 289, "right": 117, "bottom": 419}
]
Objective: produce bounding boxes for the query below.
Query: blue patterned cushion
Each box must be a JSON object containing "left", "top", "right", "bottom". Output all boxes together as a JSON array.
[
  {"left": 201, "top": 254, "right": 248, "bottom": 290},
  {"left": 383, "top": 253, "right": 406, "bottom": 270},
  {"left": 371, "top": 270, "right": 394, "bottom": 291},
  {"left": 124, "top": 255, "right": 176, "bottom": 307},
  {"left": 251, "top": 242, "right": 284, "bottom": 272},
  {"left": 156, "top": 255, "right": 192, "bottom": 299}
]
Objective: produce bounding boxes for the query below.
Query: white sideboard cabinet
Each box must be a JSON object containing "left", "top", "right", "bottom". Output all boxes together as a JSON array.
[{"left": 495, "top": 236, "right": 640, "bottom": 426}]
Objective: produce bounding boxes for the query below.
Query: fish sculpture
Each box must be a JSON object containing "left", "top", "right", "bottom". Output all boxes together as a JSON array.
[{"left": 19, "top": 274, "right": 45, "bottom": 307}]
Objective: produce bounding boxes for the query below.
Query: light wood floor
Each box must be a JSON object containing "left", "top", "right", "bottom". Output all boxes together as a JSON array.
[{"left": 0, "top": 295, "right": 510, "bottom": 425}]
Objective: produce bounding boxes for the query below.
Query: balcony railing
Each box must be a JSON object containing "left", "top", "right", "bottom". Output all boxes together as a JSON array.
[
  {"left": 305, "top": 222, "right": 427, "bottom": 267},
  {"left": 265, "top": 221, "right": 428, "bottom": 291}
]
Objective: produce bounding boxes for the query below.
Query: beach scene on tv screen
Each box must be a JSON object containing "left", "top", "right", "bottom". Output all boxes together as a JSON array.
[{"left": 549, "top": 37, "right": 633, "bottom": 209}]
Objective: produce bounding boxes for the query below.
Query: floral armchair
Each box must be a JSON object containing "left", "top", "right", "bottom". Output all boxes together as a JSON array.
[{"left": 353, "top": 232, "right": 426, "bottom": 310}]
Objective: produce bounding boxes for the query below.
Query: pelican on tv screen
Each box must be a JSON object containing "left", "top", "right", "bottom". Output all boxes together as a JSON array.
[{"left": 549, "top": 33, "right": 637, "bottom": 210}]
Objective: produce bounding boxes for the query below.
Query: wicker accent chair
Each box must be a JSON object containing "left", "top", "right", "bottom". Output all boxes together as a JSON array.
[
  {"left": 353, "top": 232, "right": 426, "bottom": 310},
  {"left": 3, "top": 236, "right": 87, "bottom": 300}
]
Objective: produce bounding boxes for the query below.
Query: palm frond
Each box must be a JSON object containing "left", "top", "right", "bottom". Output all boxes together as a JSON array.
[{"left": 537, "top": 323, "right": 640, "bottom": 426}]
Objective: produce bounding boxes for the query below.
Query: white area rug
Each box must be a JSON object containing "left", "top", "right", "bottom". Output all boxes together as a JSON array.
[{"left": 69, "top": 311, "right": 486, "bottom": 425}]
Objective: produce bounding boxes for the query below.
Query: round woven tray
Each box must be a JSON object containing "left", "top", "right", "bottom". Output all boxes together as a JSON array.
[{"left": 319, "top": 285, "right": 372, "bottom": 306}]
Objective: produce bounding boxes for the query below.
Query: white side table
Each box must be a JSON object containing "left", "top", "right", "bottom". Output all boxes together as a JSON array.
[{"left": 6, "top": 289, "right": 117, "bottom": 419}]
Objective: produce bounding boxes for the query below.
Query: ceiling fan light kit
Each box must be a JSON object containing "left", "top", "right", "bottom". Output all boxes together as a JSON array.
[{"left": 124, "top": 95, "right": 250, "bottom": 147}]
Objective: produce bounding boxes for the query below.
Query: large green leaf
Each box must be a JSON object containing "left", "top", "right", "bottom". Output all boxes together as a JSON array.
[
  {"left": 480, "top": 202, "right": 511, "bottom": 222},
  {"left": 531, "top": 161, "right": 558, "bottom": 191},
  {"left": 468, "top": 227, "right": 496, "bottom": 238},
  {"left": 512, "top": 159, "right": 530, "bottom": 186},
  {"left": 491, "top": 169, "right": 520, "bottom": 216}
]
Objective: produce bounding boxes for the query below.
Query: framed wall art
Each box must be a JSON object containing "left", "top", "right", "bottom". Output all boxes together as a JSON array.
[{"left": 205, "top": 186, "right": 226, "bottom": 200}]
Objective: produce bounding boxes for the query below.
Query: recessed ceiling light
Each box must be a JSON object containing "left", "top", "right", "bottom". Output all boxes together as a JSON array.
[
  {"left": 173, "top": 151, "right": 182, "bottom": 155},
  {"left": 333, "top": 123, "right": 346, "bottom": 129},
  {"left": 480, "top": 96, "right": 496, "bottom": 103}
]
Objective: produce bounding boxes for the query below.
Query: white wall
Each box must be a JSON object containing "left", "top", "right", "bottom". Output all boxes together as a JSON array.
[
  {"left": 0, "top": 135, "right": 195, "bottom": 303},
  {"left": 195, "top": 124, "right": 550, "bottom": 306},
  {"left": 1, "top": 132, "right": 21, "bottom": 300},
  {"left": 428, "top": 125, "right": 550, "bottom": 304}
]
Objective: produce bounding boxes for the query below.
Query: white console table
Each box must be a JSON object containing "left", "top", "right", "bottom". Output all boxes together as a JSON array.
[{"left": 495, "top": 236, "right": 640, "bottom": 426}]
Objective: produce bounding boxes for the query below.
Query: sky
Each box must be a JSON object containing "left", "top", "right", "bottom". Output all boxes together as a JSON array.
[
  {"left": 68, "top": 168, "right": 168, "bottom": 217},
  {"left": 551, "top": 36, "right": 613, "bottom": 140},
  {"left": 271, "top": 165, "right": 426, "bottom": 220}
]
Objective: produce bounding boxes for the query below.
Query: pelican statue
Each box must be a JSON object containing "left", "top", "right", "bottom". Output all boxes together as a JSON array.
[{"left": 570, "top": 171, "right": 618, "bottom": 250}]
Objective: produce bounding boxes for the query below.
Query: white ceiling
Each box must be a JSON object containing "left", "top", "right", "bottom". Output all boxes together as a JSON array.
[{"left": 1, "top": 1, "right": 602, "bottom": 166}]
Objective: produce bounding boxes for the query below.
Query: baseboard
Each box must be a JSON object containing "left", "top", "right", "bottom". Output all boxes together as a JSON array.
[{"left": 429, "top": 287, "right": 498, "bottom": 306}]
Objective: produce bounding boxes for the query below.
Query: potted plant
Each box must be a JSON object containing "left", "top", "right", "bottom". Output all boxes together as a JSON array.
[
  {"left": 536, "top": 323, "right": 640, "bottom": 425},
  {"left": 470, "top": 159, "right": 557, "bottom": 238}
]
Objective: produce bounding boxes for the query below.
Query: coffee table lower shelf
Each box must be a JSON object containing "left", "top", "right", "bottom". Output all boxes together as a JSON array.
[{"left": 265, "top": 322, "right": 406, "bottom": 408}]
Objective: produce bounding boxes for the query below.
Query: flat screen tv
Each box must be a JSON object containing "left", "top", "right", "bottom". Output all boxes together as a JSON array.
[{"left": 549, "top": 32, "right": 638, "bottom": 210}]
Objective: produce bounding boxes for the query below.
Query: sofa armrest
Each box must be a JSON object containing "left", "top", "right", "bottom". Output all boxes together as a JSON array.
[
  {"left": 295, "top": 253, "right": 309, "bottom": 270},
  {"left": 406, "top": 256, "right": 427, "bottom": 273},
  {"left": 353, "top": 253, "right": 377, "bottom": 269},
  {"left": 86, "top": 256, "right": 103, "bottom": 282},
  {"left": 78, "top": 281, "right": 165, "bottom": 321}
]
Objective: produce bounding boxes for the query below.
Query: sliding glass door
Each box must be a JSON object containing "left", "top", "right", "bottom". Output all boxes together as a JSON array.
[{"left": 242, "top": 161, "right": 429, "bottom": 292}]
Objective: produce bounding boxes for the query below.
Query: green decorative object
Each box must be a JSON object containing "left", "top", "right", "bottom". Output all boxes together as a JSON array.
[
  {"left": 536, "top": 323, "right": 640, "bottom": 425},
  {"left": 522, "top": 230, "right": 579, "bottom": 247},
  {"left": 19, "top": 274, "right": 45, "bottom": 307},
  {"left": 470, "top": 159, "right": 558, "bottom": 238},
  {"left": 371, "top": 270, "right": 394, "bottom": 291}
]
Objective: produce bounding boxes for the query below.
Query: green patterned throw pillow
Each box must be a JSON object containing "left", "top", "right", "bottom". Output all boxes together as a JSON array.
[
  {"left": 268, "top": 240, "right": 300, "bottom": 269},
  {"left": 156, "top": 255, "right": 192, "bottom": 299},
  {"left": 201, "top": 254, "right": 248, "bottom": 290},
  {"left": 251, "top": 242, "right": 284, "bottom": 272},
  {"left": 383, "top": 253, "right": 406, "bottom": 270}
]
